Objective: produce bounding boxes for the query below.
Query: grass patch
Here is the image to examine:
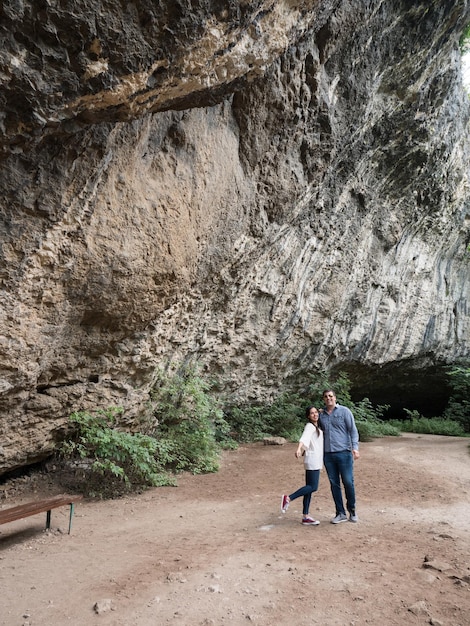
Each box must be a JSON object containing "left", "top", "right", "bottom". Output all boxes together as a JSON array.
[{"left": 388, "top": 410, "right": 466, "bottom": 437}]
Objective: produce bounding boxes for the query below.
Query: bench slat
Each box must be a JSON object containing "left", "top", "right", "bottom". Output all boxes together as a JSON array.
[{"left": 0, "top": 494, "right": 83, "bottom": 532}]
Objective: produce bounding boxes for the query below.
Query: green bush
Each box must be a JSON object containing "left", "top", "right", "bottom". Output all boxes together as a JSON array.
[
  {"left": 306, "top": 370, "right": 353, "bottom": 408},
  {"left": 225, "top": 391, "right": 305, "bottom": 442},
  {"left": 150, "top": 363, "right": 233, "bottom": 474},
  {"left": 225, "top": 405, "right": 269, "bottom": 442},
  {"left": 262, "top": 392, "right": 306, "bottom": 440},
  {"left": 59, "top": 408, "right": 175, "bottom": 497},
  {"left": 460, "top": 23, "right": 470, "bottom": 53},
  {"left": 443, "top": 366, "right": 470, "bottom": 432},
  {"left": 349, "top": 397, "right": 399, "bottom": 440},
  {"left": 389, "top": 409, "right": 466, "bottom": 436}
]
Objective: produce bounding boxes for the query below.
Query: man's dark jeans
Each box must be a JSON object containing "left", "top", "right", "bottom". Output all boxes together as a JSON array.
[{"left": 323, "top": 450, "right": 356, "bottom": 515}]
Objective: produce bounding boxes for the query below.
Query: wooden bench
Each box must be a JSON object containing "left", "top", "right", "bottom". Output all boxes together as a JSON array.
[{"left": 0, "top": 494, "right": 83, "bottom": 535}]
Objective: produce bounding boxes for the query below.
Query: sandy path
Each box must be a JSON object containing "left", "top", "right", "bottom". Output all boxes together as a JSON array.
[{"left": 1, "top": 433, "right": 469, "bottom": 625}]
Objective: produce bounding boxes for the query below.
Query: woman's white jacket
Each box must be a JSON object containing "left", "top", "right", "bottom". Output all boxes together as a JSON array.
[{"left": 299, "top": 423, "right": 324, "bottom": 470}]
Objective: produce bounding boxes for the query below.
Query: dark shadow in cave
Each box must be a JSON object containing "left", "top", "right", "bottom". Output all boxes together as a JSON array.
[{"left": 339, "top": 362, "right": 452, "bottom": 419}]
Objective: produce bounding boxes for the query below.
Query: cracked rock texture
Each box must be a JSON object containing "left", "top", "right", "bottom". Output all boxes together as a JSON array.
[{"left": 1, "top": 0, "right": 470, "bottom": 473}]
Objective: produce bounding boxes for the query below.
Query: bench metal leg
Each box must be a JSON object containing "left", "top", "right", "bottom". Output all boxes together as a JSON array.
[
  {"left": 45, "top": 504, "right": 75, "bottom": 533},
  {"left": 68, "top": 503, "right": 75, "bottom": 534}
]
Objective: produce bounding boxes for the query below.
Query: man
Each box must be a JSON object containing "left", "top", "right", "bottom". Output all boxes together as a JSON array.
[{"left": 319, "top": 389, "right": 360, "bottom": 523}]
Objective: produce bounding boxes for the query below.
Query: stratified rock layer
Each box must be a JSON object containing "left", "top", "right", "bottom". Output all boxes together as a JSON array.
[{"left": 1, "top": 1, "right": 469, "bottom": 472}]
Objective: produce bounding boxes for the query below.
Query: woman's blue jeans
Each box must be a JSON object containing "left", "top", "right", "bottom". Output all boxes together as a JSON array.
[
  {"left": 289, "top": 469, "right": 320, "bottom": 515},
  {"left": 323, "top": 450, "right": 356, "bottom": 515}
]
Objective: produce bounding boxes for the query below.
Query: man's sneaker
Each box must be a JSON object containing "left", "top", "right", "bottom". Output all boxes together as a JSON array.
[
  {"left": 281, "top": 495, "right": 290, "bottom": 513},
  {"left": 349, "top": 512, "right": 359, "bottom": 523},
  {"left": 302, "top": 516, "right": 320, "bottom": 526},
  {"left": 331, "top": 512, "right": 348, "bottom": 524}
]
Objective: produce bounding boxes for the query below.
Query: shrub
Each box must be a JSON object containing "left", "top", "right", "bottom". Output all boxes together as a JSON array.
[
  {"left": 306, "top": 371, "right": 353, "bottom": 408},
  {"left": 443, "top": 366, "right": 470, "bottom": 432},
  {"left": 225, "top": 391, "right": 305, "bottom": 443},
  {"left": 263, "top": 392, "right": 306, "bottom": 439},
  {"left": 150, "top": 363, "right": 232, "bottom": 474},
  {"left": 59, "top": 408, "right": 175, "bottom": 497},
  {"left": 389, "top": 409, "right": 466, "bottom": 436},
  {"left": 460, "top": 23, "right": 470, "bottom": 53},
  {"left": 225, "top": 405, "right": 269, "bottom": 443}
]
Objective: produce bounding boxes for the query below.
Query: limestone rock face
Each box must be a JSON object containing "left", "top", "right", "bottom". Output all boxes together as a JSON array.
[{"left": 1, "top": 1, "right": 470, "bottom": 473}]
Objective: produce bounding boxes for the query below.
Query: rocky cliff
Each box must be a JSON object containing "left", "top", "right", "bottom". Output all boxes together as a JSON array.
[{"left": 1, "top": 0, "right": 470, "bottom": 473}]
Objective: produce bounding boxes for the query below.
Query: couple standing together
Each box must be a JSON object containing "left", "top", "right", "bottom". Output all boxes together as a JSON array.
[{"left": 281, "top": 389, "right": 360, "bottom": 525}]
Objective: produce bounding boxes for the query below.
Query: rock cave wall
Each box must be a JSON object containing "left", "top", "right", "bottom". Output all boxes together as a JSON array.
[{"left": 1, "top": 0, "right": 470, "bottom": 473}]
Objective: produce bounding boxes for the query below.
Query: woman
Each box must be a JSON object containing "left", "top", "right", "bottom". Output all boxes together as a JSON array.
[{"left": 280, "top": 406, "right": 324, "bottom": 525}]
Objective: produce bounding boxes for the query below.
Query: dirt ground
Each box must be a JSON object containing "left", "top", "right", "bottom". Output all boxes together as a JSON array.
[{"left": 0, "top": 432, "right": 469, "bottom": 626}]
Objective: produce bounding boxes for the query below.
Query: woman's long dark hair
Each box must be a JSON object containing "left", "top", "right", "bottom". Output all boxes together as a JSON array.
[{"left": 305, "top": 405, "right": 322, "bottom": 433}]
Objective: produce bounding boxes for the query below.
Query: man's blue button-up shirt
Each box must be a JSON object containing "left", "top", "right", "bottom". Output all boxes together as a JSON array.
[{"left": 320, "top": 404, "right": 359, "bottom": 453}]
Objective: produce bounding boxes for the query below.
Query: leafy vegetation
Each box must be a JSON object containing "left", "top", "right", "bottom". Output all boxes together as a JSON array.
[
  {"left": 460, "top": 23, "right": 470, "bottom": 54},
  {"left": 59, "top": 364, "right": 232, "bottom": 497},
  {"left": 388, "top": 410, "right": 465, "bottom": 437},
  {"left": 225, "top": 391, "right": 305, "bottom": 442},
  {"left": 442, "top": 366, "right": 470, "bottom": 433},
  {"left": 58, "top": 408, "right": 174, "bottom": 497},
  {"left": 149, "top": 363, "right": 234, "bottom": 474}
]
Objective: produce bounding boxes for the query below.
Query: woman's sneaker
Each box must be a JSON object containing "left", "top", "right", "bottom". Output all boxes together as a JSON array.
[
  {"left": 331, "top": 512, "right": 348, "bottom": 524},
  {"left": 302, "top": 516, "right": 320, "bottom": 525},
  {"left": 281, "top": 495, "right": 290, "bottom": 513}
]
